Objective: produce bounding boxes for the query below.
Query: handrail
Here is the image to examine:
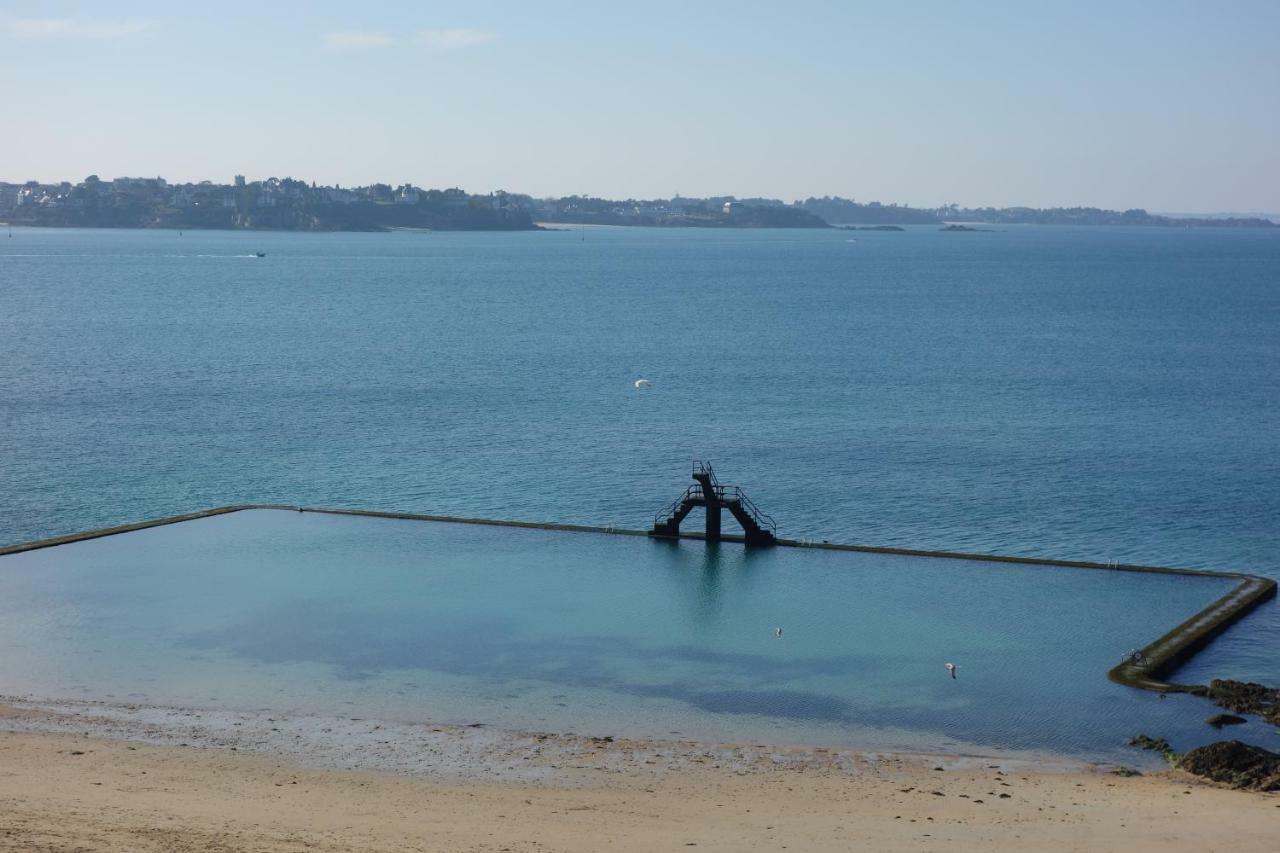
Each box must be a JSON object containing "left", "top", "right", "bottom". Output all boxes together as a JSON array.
[
  {"left": 656, "top": 469, "right": 775, "bottom": 535},
  {"left": 725, "top": 486, "right": 776, "bottom": 533},
  {"left": 654, "top": 484, "right": 704, "bottom": 525}
]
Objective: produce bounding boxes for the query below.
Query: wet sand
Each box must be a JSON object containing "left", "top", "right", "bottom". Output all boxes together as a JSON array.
[{"left": 1, "top": 699, "right": 1276, "bottom": 851}]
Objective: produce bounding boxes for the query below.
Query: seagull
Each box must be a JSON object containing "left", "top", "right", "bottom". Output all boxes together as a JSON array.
[
  {"left": 774, "top": 627, "right": 783, "bottom": 638},
  {"left": 945, "top": 663, "right": 958, "bottom": 679},
  {"left": 634, "top": 378, "right": 653, "bottom": 390}
]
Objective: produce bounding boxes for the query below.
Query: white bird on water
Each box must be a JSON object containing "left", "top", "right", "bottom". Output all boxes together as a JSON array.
[
  {"left": 945, "top": 663, "right": 958, "bottom": 679},
  {"left": 634, "top": 378, "right": 653, "bottom": 390}
]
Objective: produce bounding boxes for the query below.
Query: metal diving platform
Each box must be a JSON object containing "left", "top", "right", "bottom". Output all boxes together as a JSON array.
[{"left": 651, "top": 461, "right": 776, "bottom": 546}]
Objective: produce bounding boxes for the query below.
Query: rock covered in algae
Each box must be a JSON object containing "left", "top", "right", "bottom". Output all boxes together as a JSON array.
[
  {"left": 1206, "top": 679, "right": 1280, "bottom": 725},
  {"left": 1205, "top": 713, "right": 1248, "bottom": 728},
  {"left": 1178, "top": 740, "right": 1280, "bottom": 791},
  {"left": 1128, "top": 734, "right": 1179, "bottom": 764}
]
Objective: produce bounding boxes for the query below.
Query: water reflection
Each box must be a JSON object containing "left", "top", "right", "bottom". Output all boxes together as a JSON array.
[
  {"left": 0, "top": 509, "right": 1255, "bottom": 760},
  {"left": 652, "top": 538, "right": 765, "bottom": 628},
  {"left": 694, "top": 542, "right": 725, "bottom": 624}
]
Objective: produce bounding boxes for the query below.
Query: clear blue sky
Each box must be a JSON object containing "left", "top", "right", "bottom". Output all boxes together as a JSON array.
[{"left": 3, "top": 1, "right": 1277, "bottom": 211}]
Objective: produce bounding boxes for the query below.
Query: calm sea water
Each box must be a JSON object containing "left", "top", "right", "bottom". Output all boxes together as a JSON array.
[
  {"left": 1, "top": 225, "right": 1278, "bottom": 749},
  {"left": 0, "top": 509, "right": 1257, "bottom": 762}
]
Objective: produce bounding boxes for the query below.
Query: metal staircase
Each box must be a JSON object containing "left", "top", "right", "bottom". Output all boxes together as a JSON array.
[{"left": 652, "top": 461, "right": 776, "bottom": 546}]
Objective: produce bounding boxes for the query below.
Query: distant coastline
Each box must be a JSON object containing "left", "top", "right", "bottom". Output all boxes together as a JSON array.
[{"left": 2, "top": 175, "right": 1275, "bottom": 232}]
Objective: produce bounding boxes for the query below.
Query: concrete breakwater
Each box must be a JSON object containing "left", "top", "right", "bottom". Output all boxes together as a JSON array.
[{"left": 1, "top": 504, "right": 1273, "bottom": 696}]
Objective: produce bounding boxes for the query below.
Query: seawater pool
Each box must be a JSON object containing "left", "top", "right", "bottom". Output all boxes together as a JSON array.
[{"left": 0, "top": 509, "right": 1265, "bottom": 762}]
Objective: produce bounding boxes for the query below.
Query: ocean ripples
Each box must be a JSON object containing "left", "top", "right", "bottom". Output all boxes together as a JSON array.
[{"left": 1, "top": 224, "right": 1277, "bottom": 689}]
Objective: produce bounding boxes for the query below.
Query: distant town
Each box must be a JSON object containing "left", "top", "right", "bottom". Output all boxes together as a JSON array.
[{"left": 1, "top": 175, "right": 1274, "bottom": 232}]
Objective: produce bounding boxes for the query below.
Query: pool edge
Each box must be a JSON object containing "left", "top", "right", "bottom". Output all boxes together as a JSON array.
[{"left": 3, "top": 503, "right": 1273, "bottom": 696}]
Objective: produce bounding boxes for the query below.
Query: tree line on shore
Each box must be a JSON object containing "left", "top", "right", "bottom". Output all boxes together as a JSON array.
[{"left": 2, "top": 175, "right": 1273, "bottom": 231}]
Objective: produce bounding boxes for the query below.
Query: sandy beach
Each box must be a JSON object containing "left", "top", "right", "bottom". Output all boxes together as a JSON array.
[{"left": 1, "top": 701, "right": 1275, "bottom": 852}]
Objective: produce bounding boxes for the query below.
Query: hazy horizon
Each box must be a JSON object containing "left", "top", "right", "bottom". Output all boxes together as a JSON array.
[{"left": 3, "top": 1, "right": 1277, "bottom": 212}]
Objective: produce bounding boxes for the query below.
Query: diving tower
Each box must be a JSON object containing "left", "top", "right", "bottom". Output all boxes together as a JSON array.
[{"left": 651, "top": 461, "right": 777, "bottom": 546}]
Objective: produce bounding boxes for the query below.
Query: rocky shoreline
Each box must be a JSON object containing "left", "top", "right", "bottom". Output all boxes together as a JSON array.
[
  {"left": 1206, "top": 680, "right": 1280, "bottom": 725},
  {"left": 1179, "top": 741, "right": 1280, "bottom": 792}
]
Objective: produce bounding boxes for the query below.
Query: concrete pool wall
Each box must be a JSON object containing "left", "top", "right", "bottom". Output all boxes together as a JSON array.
[{"left": 2, "top": 504, "right": 1273, "bottom": 696}]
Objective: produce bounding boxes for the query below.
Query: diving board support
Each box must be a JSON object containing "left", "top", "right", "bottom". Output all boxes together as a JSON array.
[{"left": 651, "top": 461, "right": 776, "bottom": 546}]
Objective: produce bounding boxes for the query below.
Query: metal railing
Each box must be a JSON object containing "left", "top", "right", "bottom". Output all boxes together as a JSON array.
[
  {"left": 653, "top": 464, "right": 775, "bottom": 535},
  {"left": 692, "top": 460, "right": 719, "bottom": 487},
  {"left": 654, "top": 484, "right": 705, "bottom": 526},
  {"left": 721, "top": 485, "right": 777, "bottom": 534}
]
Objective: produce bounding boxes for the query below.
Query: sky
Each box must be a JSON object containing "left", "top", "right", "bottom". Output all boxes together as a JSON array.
[{"left": 2, "top": 1, "right": 1278, "bottom": 211}]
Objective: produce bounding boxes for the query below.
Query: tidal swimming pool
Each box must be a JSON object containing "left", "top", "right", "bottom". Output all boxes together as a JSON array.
[{"left": 0, "top": 509, "right": 1261, "bottom": 762}]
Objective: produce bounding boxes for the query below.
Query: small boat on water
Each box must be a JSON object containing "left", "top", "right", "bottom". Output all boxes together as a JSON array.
[{"left": 254, "top": 252, "right": 266, "bottom": 258}]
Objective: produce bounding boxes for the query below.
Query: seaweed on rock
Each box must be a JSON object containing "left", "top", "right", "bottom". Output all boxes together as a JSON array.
[
  {"left": 1206, "top": 680, "right": 1280, "bottom": 725},
  {"left": 1179, "top": 741, "right": 1280, "bottom": 791}
]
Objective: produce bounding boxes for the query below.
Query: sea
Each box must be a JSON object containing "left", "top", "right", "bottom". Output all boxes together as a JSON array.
[{"left": 1, "top": 224, "right": 1277, "bottom": 759}]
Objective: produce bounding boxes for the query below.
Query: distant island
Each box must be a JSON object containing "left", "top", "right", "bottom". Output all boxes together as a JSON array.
[
  {"left": 1, "top": 175, "right": 1275, "bottom": 232},
  {"left": 535, "top": 196, "right": 828, "bottom": 229},
  {"left": 802, "top": 197, "right": 1275, "bottom": 229},
  {"left": 0, "top": 176, "right": 536, "bottom": 232},
  {"left": 933, "top": 204, "right": 1276, "bottom": 229}
]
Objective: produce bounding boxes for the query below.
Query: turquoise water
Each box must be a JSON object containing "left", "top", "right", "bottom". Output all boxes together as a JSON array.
[
  {"left": 1, "top": 224, "right": 1278, "bottom": 752},
  {"left": 0, "top": 509, "right": 1257, "bottom": 761}
]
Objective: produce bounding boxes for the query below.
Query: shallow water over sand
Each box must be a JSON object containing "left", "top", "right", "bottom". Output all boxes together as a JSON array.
[
  {"left": 1, "top": 224, "right": 1277, "bottom": 755},
  {"left": 0, "top": 510, "right": 1264, "bottom": 762}
]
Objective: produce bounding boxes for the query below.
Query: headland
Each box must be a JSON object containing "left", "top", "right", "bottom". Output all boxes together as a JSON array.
[{"left": 4, "top": 175, "right": 1276, "bottom": 231}]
